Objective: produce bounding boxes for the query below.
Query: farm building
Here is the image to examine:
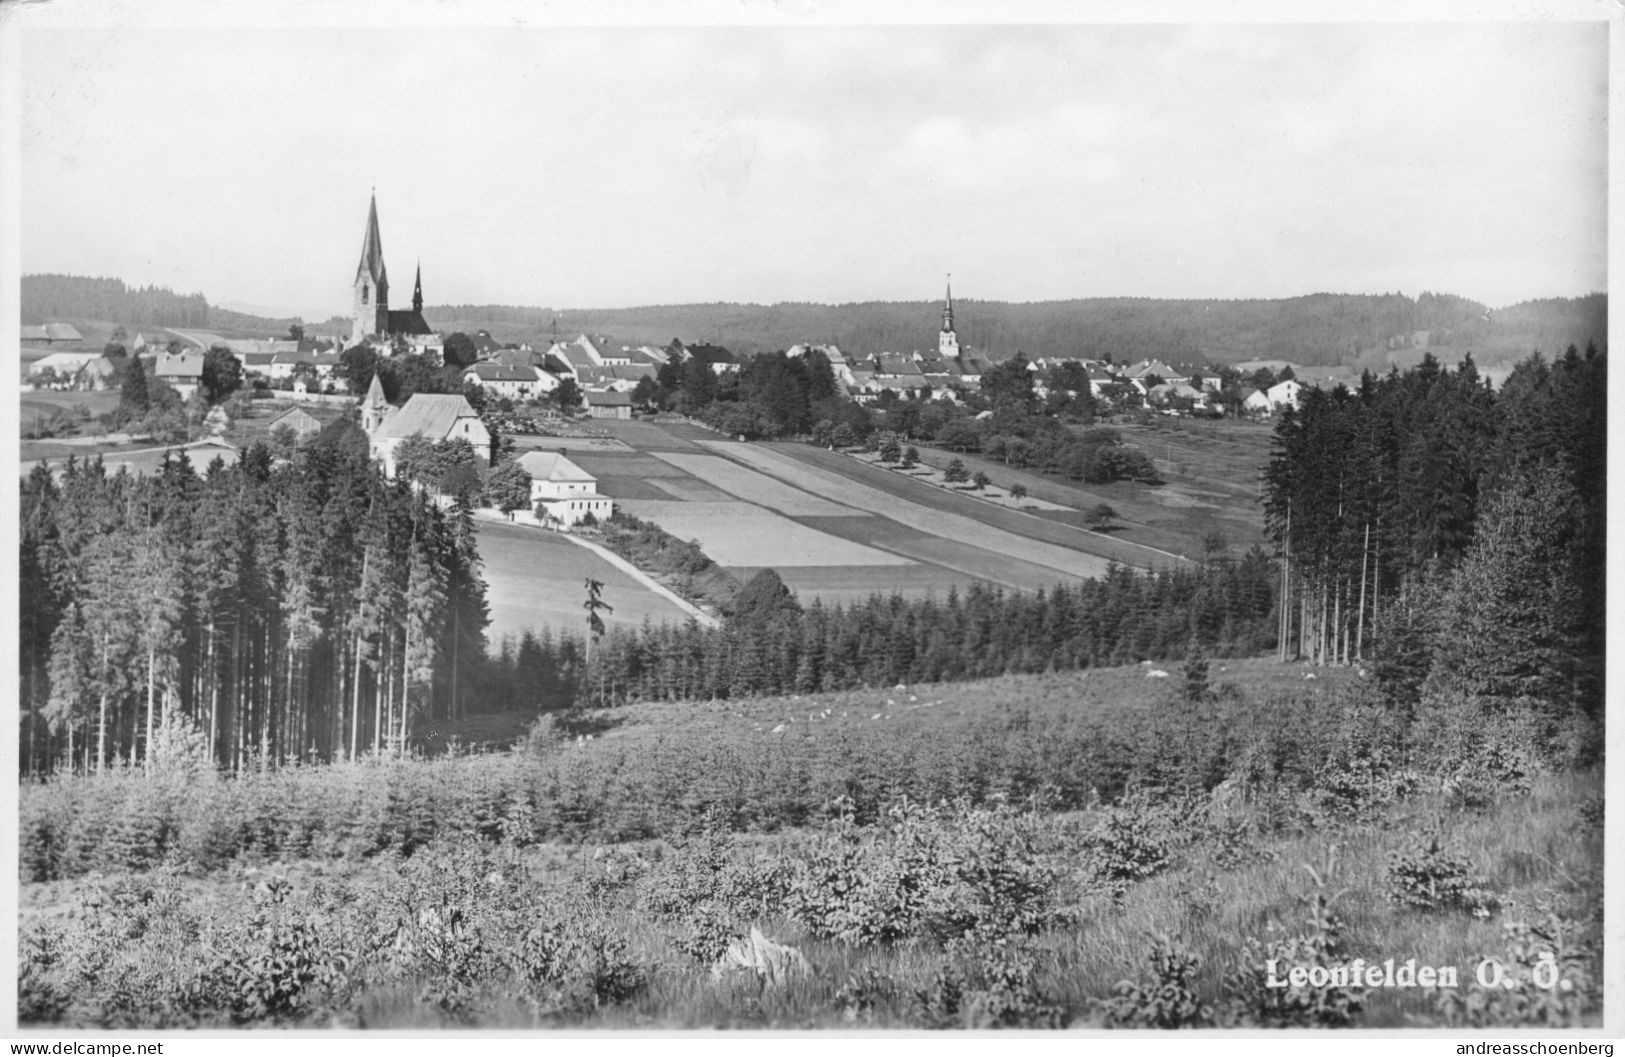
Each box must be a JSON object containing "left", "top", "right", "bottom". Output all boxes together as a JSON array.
[
  {"left": 686, "top": 343, "right": 739, "bottom": 374},
  {"left": 76, "top": 357, "right": 121, "bottom": 391},
  {"left": 267, "top": 406, "right": 323, "bottom": 442},
  {"left": 153, "top": 351, "right": 205, "bottom": 400},
  {"left": 361, "top": 374, "right": 491, "bottom": 477},
  {"left": 27, "top": 351, "right": 100, "bottom": 386},
  {"left": 518, "top": 451, "right": 612, "bottom": 527},
  {"left": 585, "top": 391, "right": 633, "bottom": 420},
  {"left": 183, "top": 436, "right": 240, "bottom": 466},
  {"left": 1241, "top": 388, "right": 1272, "bottom": 415},
  {"left": 21, "top": 323, "right": 84, "bottom": 347},
  {"left": 464, "top": 362, "right": 553, "bottom": 401},
  {"left": 575, "top": 364, "right": 656, "bottom": 392}
]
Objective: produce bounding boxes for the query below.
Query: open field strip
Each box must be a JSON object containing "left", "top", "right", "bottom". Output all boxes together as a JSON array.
[
  {"left": 848, "top": 450, "right": 1076, "bottom": 512},
  {"left": 768, "top": 442, "right": 1191, "bottom": 571},
  {"left": 510, "top": 434, "right": 633, "bottom": 453},
  {"left": 649, "top": 451, "right": 867, "bottom": 517},
  {"left": 475, "top": 518, "right": 693, "bottom": 641},
  {"left": 867, "top": 535, "right": 1097, "bottom": 594},
  {"left": 616, "top": 500, "right": 913, "bottom": 567},
  {"left": 647, "top": 477, "right": 735, "bottom": 501},
  {"left": 705, "top": 441, "right": 1118, "bottom": 580}
]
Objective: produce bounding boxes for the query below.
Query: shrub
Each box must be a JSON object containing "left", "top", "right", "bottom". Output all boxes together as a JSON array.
[
  {"left": 1433, "top": 914, "right": 1598, "bottom": 1028},
  {"left": 1385, "top": 827, "right": 1498, "bottom": 916},
  {"left": 1222, "top": 890, "right": 1365, "bottom": 1027},
  {"left": 1084, "top": 789, "right": 1181, "bottom": 899},
  {"left": 1101, "top": 935, "right": 1214, "bottom": 1028}
]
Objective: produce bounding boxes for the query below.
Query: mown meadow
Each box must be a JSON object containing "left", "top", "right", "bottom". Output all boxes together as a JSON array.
[{"left": 17, "top": 660, "right": 1604, "bottom": 1030}]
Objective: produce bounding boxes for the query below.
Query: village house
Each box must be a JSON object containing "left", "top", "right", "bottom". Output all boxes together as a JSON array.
[
  {"left": 1241, "top": 387, "right": 1273, "bottom": 416},
  {"left": 1266, "top": 379, "right": 1305, "bottom": 411},
  {"left": 585, "top": 390, "right": 633, "bottom": 419},
  {"left": 76, "top": 357, "right": 121, "bottom": 391},
  {"left": 267, "top": 405, "right": 325, "bottom": 443},
  {"left": 463, "top": 362, "right": 551, "bottom": 402},
  {"left": 360, "top": 374, "right": 491, "bottom": 477},
  {"left": 686, "top": 343, "right": 739, "bottom": 374},
  {"left": 153, "top": 351, "right": 205, "bottom": 400},
  {"left": 1122, "top": 359, "right": 1189, "bottom": 386},
  {"left": 516, "top": 451, "right": 612, "bottom": 527}
]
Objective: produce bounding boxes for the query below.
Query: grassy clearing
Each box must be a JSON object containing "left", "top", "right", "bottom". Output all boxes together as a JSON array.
[
  {"left": 477, "top": 520, "right": 693, "bottom": 642},
  {"left": 17, "top": 758, "right": 1601, "bottom": 1029},
  {"left": 17, "top": 660, "right": 1603, "bottom": 1029}
]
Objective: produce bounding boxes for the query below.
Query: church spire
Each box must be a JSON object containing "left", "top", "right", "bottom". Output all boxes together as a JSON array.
[
  {"left": 942, "top": 274, "right": 954, "bottom": 334},
  {"left": 412, "top": 261, "right": 423, "bottom": 314},
  {"left": 356, "top": 192, "right": 388, "bottom": 288}
]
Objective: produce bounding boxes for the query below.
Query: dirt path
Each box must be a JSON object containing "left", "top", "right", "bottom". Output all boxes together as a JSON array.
[{"left": 558, "top": 533, "right": 722, "bottom": 628}]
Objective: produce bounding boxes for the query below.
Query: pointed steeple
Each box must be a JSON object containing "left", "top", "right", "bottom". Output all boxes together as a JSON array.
[
  {"left": 355, "top": 192, "right": 388, "bottom": 289},
  {"left": 938, "top": 273, "right": 961, "bottom": 361},
  {"left": 412, "top": 261, "right": 423, "bottom": 314},
  {"left": 361, "top": 370, "right": 390, "bottom": 435}
]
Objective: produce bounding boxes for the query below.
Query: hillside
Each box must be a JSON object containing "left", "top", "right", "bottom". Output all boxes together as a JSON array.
[
  {"left": 21, "top": 274, "right": 306, "bottom": 337},
  {"left": 427, "top": 292, "right": 1606, "bottom": 369},
  {"left": 25, "top": 272, "right": 1604, "bottom": 371}
]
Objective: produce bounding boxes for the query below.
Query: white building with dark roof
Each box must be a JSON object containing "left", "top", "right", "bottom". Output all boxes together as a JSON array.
[
  {"left": 463, "top": 362, "right": 553, "bottom": 401},
  {"left": 518, "top": 451, "right": 612, "bottom": 526}
]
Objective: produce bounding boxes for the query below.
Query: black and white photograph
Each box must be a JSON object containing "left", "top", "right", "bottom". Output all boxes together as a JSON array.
[{"left": 3, "top": 0, "right": 1615, "bottom": 1040}]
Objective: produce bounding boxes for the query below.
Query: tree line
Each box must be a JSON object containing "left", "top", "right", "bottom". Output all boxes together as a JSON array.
[
  {"left": 479, "top": 557, "right": 1278, "bottom": 710},
  {"left": 20, "top": 441, "right": 489, "bottom": 775},
  {"left": 428, "top": 292, "right": 1604, "bottom": 368},
  {"left": 1263, "top": 345, "right": 1604, "bottom": 722}
]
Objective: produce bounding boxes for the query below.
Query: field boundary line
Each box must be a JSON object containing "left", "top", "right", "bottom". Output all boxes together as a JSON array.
[
  {"left": 846, "top": 444, "right": 1196, "bottom": 567},
  {"left": 556, "top": 530, "right": 723, "bottom": 629}
]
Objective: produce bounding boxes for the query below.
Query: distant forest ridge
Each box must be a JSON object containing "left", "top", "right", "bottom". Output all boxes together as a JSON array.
[
  {"left": 427, "top": 292, "right": 1607, "bottom": 368},
  {"left": 22, "top": 274, "right": 1605, "bottom": 370},
  {"left": 20, "top": 274, "right": 303, "bottom": 335}
]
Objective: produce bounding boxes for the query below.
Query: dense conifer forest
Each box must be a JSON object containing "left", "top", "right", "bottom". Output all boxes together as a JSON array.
[
  {"left": 20, "top": 441, "right": 488, "bottom": 775},
  {"left": 1263, "top": 344, "right": 1605, "bottom": 720}
]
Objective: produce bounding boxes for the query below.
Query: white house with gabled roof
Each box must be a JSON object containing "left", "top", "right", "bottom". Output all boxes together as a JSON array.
[{"left": 518, "top": 450, "right": 612, "bottom": 526}]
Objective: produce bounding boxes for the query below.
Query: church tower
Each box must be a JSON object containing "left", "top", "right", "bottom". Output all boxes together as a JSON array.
[
  {"left": 351, "top": 192, "right": 390, "bottom": 346},
  {"left": 361, "top": 371, "right": 390, "bottom": 434},
  {"left": 938, "top": 275, "right": 960, "bottom": 360},
  {"left": 412, "top": 262, "right": 423, "bottom": 315}
]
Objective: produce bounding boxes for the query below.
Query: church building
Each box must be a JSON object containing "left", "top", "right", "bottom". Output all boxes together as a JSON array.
[{"left": 349, "top": 193, "right": 439, "bottom": 352}]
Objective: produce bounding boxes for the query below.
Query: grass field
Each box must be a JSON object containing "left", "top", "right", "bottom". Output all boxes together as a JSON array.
[
  {"left": 616, "top": 501, "right": 910, "bottom": 568},
  {"left": 894, "top": 422, "right": 1270, "bottom": 562},
  {"left": 715, "top": 441, "right": 1121, "bottom": 578},
  {"left": 476, "top": 519, "right": 693, "bottom": 643},
  {"left": 19, "top": 390, "right": 120, "bottom": 433}
]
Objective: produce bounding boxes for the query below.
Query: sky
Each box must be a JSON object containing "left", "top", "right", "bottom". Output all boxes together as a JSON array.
[{"left": 6, "top": 2, "right": 1611, "bottom": 319}]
